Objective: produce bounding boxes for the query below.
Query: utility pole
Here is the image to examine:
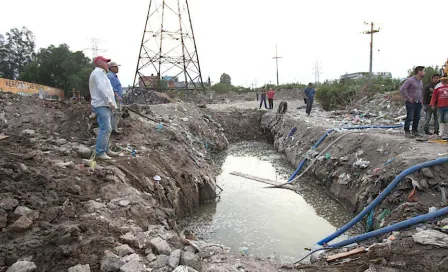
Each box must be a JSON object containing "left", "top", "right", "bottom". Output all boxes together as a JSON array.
[
  {"left": 272, "top": 44, "right": 282, "bottom": 85},
  {"left": 363, "top": 22, "right": 380, "bottom": 88}
]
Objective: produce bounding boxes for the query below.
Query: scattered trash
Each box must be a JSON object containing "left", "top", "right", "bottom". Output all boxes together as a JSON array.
[
  {"left": 366, "top": 210, "right": 375, "bottom": 232},
  {"left": 375, "top": 209, "right": 390, "bottom": 228},
  {"left": 340, "top": 156, "right": 349, "bottom": 162},
  {"left": 325, "top": 153, "right": 331, "bottom": 159},
  {"left": 326, "top": 247, "right": 366, "bottom": 262},
  {"left": 384, "top": 158, "right": 395, "bottom": 166},
  {"left": 407, "top": 187, "right": 418, "bottom": 202},
  {"left": 0, "top": 134, "right": 8, "bottom": 140},
  {"left": 288, "top": 127, "right": 297, "bottom": 137},
  {"left": 337, "top": 173, "right": 351, "bottom": 185},
  {"left": 428, "top": 207, "right": 437, "bottom": 213},
  {"left": 413, "top": 230, "right": 448, "bottom": 248},
  {"left": 131, "top": 149, "right": 136, "bottom": 157},
  {"left": 156, "top": 123, "right": 163, "bottom": 131},
  {"left": 239, "top": 247, "right": 249, "bottom": 255},
  {"left": 354, "top": 159, "right": 370, "bottom": 168},
  {"left": 153, "top": 175, "right": 161, "bottom": 184},
  {"left": 306, "top": 149, "right": 319, "bottom": 159}
]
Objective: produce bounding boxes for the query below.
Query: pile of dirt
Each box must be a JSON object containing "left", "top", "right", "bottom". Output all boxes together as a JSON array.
[
  {"left": 125, "top": 88, "right": 171, "bottom": 105},
  {"left": 261, "top": 109, "right": 448, "bottom": 271},
  {"left": 1, "top": 92, "right": 291, "bottom": 271}
]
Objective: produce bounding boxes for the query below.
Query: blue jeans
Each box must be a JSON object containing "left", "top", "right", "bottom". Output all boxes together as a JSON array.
[
  {"left": 94, "top": 106, "right": 112, "bottom": 156},
  {"left": 404, "top": 101, "right": 422, "bottom": 132},
  {"left": 438, "top": 107, "right": 448, "bottom": 123},
  {"left": 259, "top": 96, "right": 267, "bottom": 108}
]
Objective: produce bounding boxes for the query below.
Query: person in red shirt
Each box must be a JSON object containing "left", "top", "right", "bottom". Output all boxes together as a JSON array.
[
  {"left": 267, "top": 88, "right": 275, "bottom": 109},
  {"left": 430, "top": 77, "right": 448, "bottom": 137}
]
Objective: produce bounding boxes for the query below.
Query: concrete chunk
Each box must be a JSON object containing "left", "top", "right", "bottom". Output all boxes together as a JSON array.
[{"left": 6, "top": 261, "right": 37, "bottom": 272}]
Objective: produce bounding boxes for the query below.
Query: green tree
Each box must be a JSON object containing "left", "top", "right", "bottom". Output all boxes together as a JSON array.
[
  {"left": 0, "top": 27, "right": 35, "bottom": 79},
  {"left": 19, "top": 44, "right": 92, "bottom": 97},
  {"left": 219, "top": 73, "right": 231, "bottom": 84}
]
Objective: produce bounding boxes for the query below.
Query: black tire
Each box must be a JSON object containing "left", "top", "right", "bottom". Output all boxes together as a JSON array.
[{"left": 277, "top": 101, "right": 288, "bottom": 114}]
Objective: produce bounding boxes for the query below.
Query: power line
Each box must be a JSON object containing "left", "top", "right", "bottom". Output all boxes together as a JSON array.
[{"left": 363, "top": 22, "right": 380, "bottom": 88}]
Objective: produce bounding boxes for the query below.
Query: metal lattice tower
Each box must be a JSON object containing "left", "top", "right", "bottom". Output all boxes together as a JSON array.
[{"left": 132, "top": 0, "right": 204, "bottom": 92}]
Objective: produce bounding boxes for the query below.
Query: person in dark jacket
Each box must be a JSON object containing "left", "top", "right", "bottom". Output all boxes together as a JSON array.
[
  {"left": 259, "top": 87, "right": 268, "bottom": 109},
  {"left": 303, "top": 83, "right": 316, "bottom": 116},
  {"left": 423, "top": 74, "right": 440, "bottom": 135}
]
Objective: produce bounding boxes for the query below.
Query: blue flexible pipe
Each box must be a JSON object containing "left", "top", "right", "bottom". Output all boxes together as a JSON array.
[
  {"left": 287, "top": 124, "right": 403, "bottom": 182},
  {"left": 318, "top": 156, "right": 448, "bottom": 245},
  {"left": 327, "top": 205, "right": 448, "bottom": 248}
]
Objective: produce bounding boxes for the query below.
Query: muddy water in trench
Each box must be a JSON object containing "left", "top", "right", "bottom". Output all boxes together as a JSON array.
[{"left": 182, "top": 142, "right": 353, "bottom": 262}]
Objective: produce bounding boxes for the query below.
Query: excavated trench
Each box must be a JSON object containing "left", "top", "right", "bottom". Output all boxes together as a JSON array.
[
  {"left": 176, "top": 109, "right": 358, "bottom": 262},
  {"left": 181, "top": 141, "right": 353, "bottom": 262}
]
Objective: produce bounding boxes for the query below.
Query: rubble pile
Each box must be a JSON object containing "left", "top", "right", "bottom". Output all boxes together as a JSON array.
[
  {"left": 125, "top": 89, "right": 171, "bottom": 105},
  {"left": 0, "top": 92, "right": 286, "bottom": 271}
]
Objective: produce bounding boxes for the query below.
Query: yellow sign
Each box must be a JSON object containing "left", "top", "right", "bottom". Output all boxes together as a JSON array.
[{"left": 0, "top": 78, "right": 65, "bottom": 99}]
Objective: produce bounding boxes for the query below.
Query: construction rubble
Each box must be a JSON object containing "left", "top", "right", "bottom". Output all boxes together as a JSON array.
[{"left": 0, "top": 90, "right": 448, "bottom": 272}]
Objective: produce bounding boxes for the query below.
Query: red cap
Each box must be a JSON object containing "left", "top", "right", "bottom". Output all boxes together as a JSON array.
[{"left": 93, "top": 56, "right": 111, "bottom": 65}]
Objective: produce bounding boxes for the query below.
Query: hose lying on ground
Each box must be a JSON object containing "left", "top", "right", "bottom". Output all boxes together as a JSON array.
[
  {"left": 326, "top": 205, "right": 448, "bottom": 248},
  {"left": 317, "top": 156, "right": 448, "bottom": 245}
]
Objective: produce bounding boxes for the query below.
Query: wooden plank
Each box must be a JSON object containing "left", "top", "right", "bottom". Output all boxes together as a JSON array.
[
  {"left": 230, "top": 171, "right": 280, "bottom": 186},
  {"left": 326, "top": 247, "right": 366, "bottom": 262}
]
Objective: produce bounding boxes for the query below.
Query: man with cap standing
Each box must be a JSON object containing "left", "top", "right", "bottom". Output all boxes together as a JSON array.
[
  {"left": 107, "top": 61, "right": 123, "bottom": 135},
  {"left": 89, "top": 56, "right": 118, "bottom": 160}
]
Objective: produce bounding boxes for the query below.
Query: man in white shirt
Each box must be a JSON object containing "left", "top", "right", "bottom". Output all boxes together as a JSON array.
[{"left": 89, "top": 56, "right": 118, "bottom": 160}]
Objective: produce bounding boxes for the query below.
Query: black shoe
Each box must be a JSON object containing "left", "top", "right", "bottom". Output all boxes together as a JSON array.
[
  {"left": 111, "top": 130, "right": 122, "bottom": 135},
  {"left": 424, "top": 129, "right": 433, "bottom": 135},
  {"left": 405, "top": 131, "right": 414, "bottom": 138},
  {"left": 413, "top": 131, "right": 422, "bottom": 137},
  {"left": 434, "top": 131, "right": 439, "bottom": 135}
]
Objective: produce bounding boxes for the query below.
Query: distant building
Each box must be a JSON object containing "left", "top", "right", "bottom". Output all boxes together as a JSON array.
[
  {"left": 139, "top": 75, "right": 159, "bottom": 88},
  {"left": 162, "top": 76, "right": 178, "bottom": 82},
  {"left": 340, "top": 72, "right": 392, "bottom": 80}
]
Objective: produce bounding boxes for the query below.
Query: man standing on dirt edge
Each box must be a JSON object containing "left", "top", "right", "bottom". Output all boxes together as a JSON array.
[
  {"left": 259, "top": 87, "right": 268, "bottom": 109},
  {"left": 430, "top": 76, "right": 448, "bottom": 138},
  {"left": 89, "top": 56, "right": 118, "bottom": 160},
  {"left": 267, "top": 87, "right": 275, "bottom": 109},
  {"left": 303, "top": 83, "right": 316, "bottom": 116},
  {"left": 423, "top": 74, "right": 440, "bottom": 135},
  {"left": 107, "top": 61, "right": 123, "bottom": 135},
  {"left": 400, "top": 66, "right": 425, "bottom": 138}
]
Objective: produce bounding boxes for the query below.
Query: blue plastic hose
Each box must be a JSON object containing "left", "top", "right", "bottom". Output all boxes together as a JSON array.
[
  {"left": 287, "top": 124, "right": 403, "bottom": 182},
  {"left": 327, "top": 205, "right": 448, "bottom": 248},
  {"left": 318, "top": 156, "right": 448, "bottom": 245}
]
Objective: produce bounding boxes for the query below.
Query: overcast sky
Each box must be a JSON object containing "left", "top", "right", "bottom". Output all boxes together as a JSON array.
[{"left": 1, "top": 0, "right": 446, "bottom": 88}]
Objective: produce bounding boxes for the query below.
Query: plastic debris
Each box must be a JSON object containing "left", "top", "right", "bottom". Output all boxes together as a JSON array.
[
  {"left": 428, "top": 207, "right": 437, "bottom": 213},
  {"left": 325, "top": 153, "right": 331, "bottom": 159},
  {"left": 354, "top": 159, "right": 370, "bottom": 168},
  {"left": 156, "top": 123, "right": 163, "bottom": 131},
  {"left": 288, "top": 127, "right": 297, "bottom": 137},
  {"left": 239, "top": 247, "right": 249, "bottom": 255},
  {"left": 413, "top": 230, "right": 448, "bottom": 248},
  {"left": 131, "top": 149, "right": 136, "bottom": 157},
  {"left": 153, "top": 175, "right": 161, "bottom": 183},
  {"left": 384, "top": 158, "right": 395, "bottom": 166}
]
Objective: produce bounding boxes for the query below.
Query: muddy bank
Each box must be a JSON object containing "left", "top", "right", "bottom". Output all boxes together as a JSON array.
[{"left": 261, "top": 110, "right": 448, "bottom": 271}]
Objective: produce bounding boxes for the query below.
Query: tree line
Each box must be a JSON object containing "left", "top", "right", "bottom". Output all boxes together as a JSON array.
[{"left": 0, "top": 27, "right": 92, "bottom": 98}]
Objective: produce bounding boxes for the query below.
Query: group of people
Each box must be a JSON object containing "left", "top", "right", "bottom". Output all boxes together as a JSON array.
[
  {"left": 400, "top": 66, "right": 448, "bottom": 138},
  {"left": 256, "top": 83, "right": 316, "bottom": 116},
  {"left": 88, "top": 56, "right": 124, "bottom": 160},
  {"left": 257, "top": 87, "right": 276, "bottom": 109}
]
